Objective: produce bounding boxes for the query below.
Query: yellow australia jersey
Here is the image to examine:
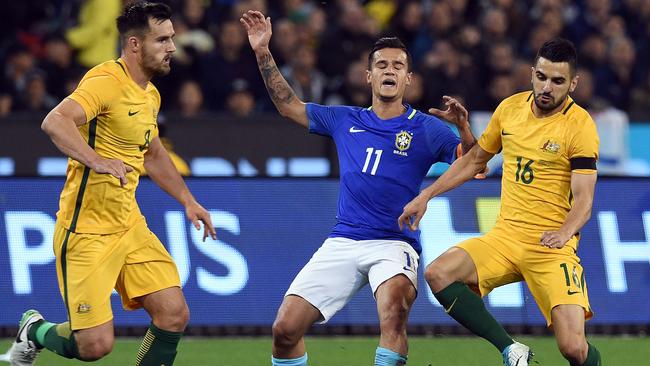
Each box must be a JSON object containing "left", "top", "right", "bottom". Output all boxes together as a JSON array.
[
  {"left": 478, "top": 91, "right": 599, "bottom": 244},
  {"left": 57, "top": 58, "right": 160, "bottom": 234}
]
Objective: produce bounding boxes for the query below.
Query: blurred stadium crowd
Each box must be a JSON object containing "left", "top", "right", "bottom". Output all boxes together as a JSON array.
[{"left": 1, "top": 0, "right": 650, "bottom": 122}]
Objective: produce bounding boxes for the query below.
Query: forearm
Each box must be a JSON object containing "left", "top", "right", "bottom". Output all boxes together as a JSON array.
[
  {"left": 558, "top": 198, "right": 592, "bottom": 237},
  {"left": 421, "top": 153, "right": 483, "bottom": 199},
  {"left": 458, "top": 124, "right": 477, "bottom": 155},
  {"left": 255, "top": 48, "right": 299, "bottom": 116},
  {"left": 145, "top": 149, "right": 195, "bottom": 207},
  {"left": 42, "top": 111, "right": 101, "bottom": 168}
]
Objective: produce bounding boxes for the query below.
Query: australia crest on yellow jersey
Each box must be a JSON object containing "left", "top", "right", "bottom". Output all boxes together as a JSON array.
[{"left": 541, "top": 139, "right": 561, "bottom": 154}]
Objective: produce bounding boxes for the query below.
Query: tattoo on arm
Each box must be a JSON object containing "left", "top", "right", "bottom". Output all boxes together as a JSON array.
[{"left": 258, "top": 52, "right": 295, "bottom": 107}]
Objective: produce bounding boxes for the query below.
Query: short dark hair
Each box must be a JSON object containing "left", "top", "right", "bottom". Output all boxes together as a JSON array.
[
  {"left": 116, "top": 1, "right": 172, "bottom": 47},
  {"left": 535, "top": 38, "right": 578, "bottom": 76},
  {"left": 368, "top": 37, "right": 412, "bottom": 71}
]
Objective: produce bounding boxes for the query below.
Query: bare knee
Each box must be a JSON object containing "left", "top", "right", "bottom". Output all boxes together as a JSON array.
[
  {"left": 424, "top": 261, "right": 453, "bottom": 292},
  {"left": 558, "top": 339, "right": 588, "bottom": 363},
  {"left": 153, "top": 301, "right": 190, "bottom": 332},
  {"left": 76, "top": 333, "right": 114, "bottom": 361},
  {"left": 272, "top": 317, "right": 304, "bottom": 349}
]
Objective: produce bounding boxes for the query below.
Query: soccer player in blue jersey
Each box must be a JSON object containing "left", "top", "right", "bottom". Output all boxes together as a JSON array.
[{"left": 241, "top": 10, "right": 477, "bottom": 366}]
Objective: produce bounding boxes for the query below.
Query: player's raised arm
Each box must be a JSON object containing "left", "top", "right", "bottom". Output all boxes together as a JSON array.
[
  {"left": 429, "top": 96, "right": 477, "bottom": 155},
  {"left": 42, "top": 98, "right": 133, "bottom": 186},
  {"left": 398, "top": 144, "right": 493, "bottom": 231},
  {"left": 240, "top": 10, "right": 308, "bottom": 127}
]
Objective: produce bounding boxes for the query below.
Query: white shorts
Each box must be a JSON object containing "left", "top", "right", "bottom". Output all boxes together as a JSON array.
[{"left": 286, "top": 237, "right": 419, "bottom": 323}]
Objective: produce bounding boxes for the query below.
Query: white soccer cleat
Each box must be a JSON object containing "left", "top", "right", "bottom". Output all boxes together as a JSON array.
[
  {"left": 9, "top": 310, "right": 44, "bottom": 366},
  {"left": 0, "top": 349, "right": 11, "bottom": 362},
  {"left": 502, "top": 341, "right": 534, "bottom": 366}
]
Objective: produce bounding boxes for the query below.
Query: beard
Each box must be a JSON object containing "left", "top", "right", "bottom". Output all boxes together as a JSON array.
[
  {"left": 141, "top": 46, "right": 171, "bottom": 77},
  {"left": 533, "top": 90, "right": 569, "bottom": 112}
]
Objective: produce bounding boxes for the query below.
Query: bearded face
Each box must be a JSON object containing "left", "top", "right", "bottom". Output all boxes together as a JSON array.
[
  {"left": 139, "top": 18, "right": 175, "bottom": 77},
  {"left": 531, "top": 57, "right": 577, "bottom": 115}
]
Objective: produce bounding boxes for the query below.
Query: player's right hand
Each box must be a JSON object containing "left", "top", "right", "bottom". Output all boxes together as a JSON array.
[
  {"left": 398, "top": 193, "right": 429, "bottom": 232},
  {"left": 240, "top": 10, "right": 272, "bottom": 52},
  {"left": 90, "top": 157, "right": 133, "bottom": 187},
  {"left": 429, "top": 96, "right": 469, "bottom": 129}
]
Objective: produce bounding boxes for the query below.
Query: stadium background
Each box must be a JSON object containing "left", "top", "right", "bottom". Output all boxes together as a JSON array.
[{"left": 1, "top": 0, "right": 649, "bottom": 364}]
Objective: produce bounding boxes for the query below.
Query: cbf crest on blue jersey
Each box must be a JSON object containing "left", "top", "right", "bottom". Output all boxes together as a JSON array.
[{"left": 395, "top": 130, "right": 413, "bottom": 156}]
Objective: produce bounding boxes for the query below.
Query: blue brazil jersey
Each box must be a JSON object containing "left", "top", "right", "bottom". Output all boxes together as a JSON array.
[{"left": 307, "top": 103, "right": 460, "bottom": 253}]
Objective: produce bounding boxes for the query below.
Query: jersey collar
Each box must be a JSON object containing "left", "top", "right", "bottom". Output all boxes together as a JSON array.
[
  {"left": 115, "top": 58, "right": 155, "bottom": 93},
  {"left": 367, "top": 103, "right": 416, "bottom": 122}
]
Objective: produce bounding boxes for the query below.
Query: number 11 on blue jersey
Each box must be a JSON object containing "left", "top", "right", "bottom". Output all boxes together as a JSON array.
[{"left": 362, "top": 148, "right": 383, "bottom": 175}]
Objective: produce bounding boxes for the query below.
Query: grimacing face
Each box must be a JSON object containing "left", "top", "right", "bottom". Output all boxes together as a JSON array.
[
  {"left": 139, "top": 18, "right": 176, "bottom": 76},
  {"left": 367, "top": 48, "right": 412, "bottom": 102},
  {"left": 531, "top": 57, "right": 577, "bottom": 114}
]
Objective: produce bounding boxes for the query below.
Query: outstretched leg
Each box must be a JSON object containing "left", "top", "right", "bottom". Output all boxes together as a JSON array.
[
  {"left": 9, "top": 309, "right": 114, "bottom": 364},
  {"left": 425, "top": 247, "right": 516, "bottom": 353},
  {"left": 272, "top": 295, "right": 321, "bottom": 366}
]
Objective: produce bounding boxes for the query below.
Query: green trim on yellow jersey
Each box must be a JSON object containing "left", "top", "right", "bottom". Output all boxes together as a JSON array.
[
  {"left": 60, "top": 229, "right": 72, "bottom": 328},
  {"left": 69, "top": 118, "right": 97, "bottom": 232}
]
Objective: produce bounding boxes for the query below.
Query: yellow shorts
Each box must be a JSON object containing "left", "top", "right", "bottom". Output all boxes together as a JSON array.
[
  {"left": 456, "top": 229, "right": 593, "bottom": 326},
  {"left": 53, "top": 220, "right": 181, "bottom": 330}
]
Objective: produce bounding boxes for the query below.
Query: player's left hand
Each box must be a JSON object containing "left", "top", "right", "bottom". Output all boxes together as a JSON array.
[
  {"left": 398, "top": 193, "right": 429, "bottom": 231},
  {"left": 540, "top": 230, "right": 571, "bottom": 249},
  {"left": 428, "top": 96, "right": 469, "bottom": 129},
  {"left": 185, "top": 201, "right": 217, "bottom": 241}
]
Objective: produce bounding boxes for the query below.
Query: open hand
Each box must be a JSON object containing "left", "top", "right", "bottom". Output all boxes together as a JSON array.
[
  {"left": 240, "top": 10, "right": 272, "bottom": 53},
  {"left": 540, "top": 230, "right": 571, "bottom": 249},
  {"left": 186, "top": 201, "right": 217, "bottom": 241},
  {"left": 90, "top": 157, "right": 134, "bottom": 187},
  {"left": 429, "top": 96, "right": 469, "bottom": 129},
  {"left": 398, "top": 193, "right": 429, "bottom": 231}
]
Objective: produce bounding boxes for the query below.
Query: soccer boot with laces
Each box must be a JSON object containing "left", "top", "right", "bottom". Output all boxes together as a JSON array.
[
  {"left": 9, "top": 310, "right": 44, "bottom": 366},
  {"left": 502, "top": 341, "right": 534, "bottom": 366}
]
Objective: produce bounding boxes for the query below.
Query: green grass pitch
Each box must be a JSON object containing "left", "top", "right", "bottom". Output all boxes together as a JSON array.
[{"left": 1, "top": 336, "right": 648, "bottom": 365}]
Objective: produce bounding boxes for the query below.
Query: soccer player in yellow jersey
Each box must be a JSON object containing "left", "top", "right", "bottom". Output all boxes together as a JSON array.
[
  {"left": 399, "top": 38, "right": 602, "bottom": 366},
  {"left": 7, "top": 2, "right": 216, "bottom": 366}
]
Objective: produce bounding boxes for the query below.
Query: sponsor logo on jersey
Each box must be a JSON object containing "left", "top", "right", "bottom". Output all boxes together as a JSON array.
[{"left": 541, "top": 139, "right": 560, "bottom": 154}]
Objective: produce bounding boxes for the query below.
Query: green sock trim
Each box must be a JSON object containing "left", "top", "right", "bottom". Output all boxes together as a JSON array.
[
  {"left": 434, "top": 281, "right": 514, "bottom": 352},
  {"left": 33, "top": 320, "right": 56, "bottom": 348},
  {"left": 39, "top": 322, "right": 79, "bottom": 359},
  {"left": 150, "top": 323, "right": 183, "bottom": 343},
  {"left": 581, "top": 343, "right": 601, "bottom": 366},
  {"left": 135, "top": 323, "right": 183, "bottom": 366}
]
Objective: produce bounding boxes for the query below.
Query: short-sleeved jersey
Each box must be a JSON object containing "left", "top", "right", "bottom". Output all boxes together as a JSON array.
[
  {"left": 478, "top": 91, "right": 599, "bottom": 243},
  {"left": 307, "top": 103, "right": 460, "bottom": 253},
  {"left": 58, "top": 58, "right": 160, "bottom": 234}
]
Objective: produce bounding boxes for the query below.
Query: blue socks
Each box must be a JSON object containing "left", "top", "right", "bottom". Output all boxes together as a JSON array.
[
  {"left": 374, "top": 347, "right": 407, "bottom": 366},
  {"left": 271, "top": 348, "right": 407, "bottom": 366},
  {"left": 272, "top": 353, "right": 308, "bottom": 366}
]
